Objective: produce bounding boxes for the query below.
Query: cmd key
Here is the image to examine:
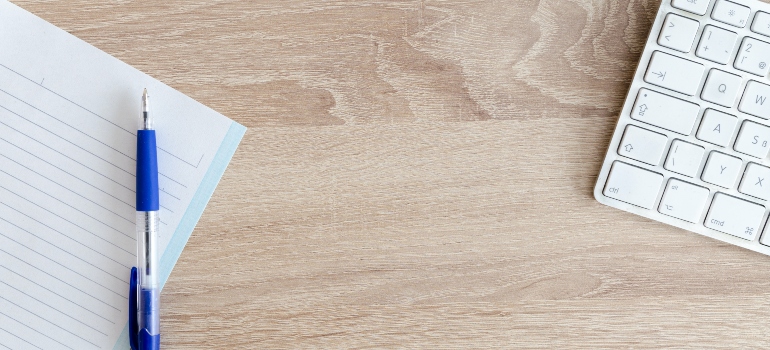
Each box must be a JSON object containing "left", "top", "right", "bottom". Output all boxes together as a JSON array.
[
  {"left": 705, "top": 193, "right": 765, "bottom": 240},
  {"left": 645, "top": 51, "right": 705, "bottom": 96}
]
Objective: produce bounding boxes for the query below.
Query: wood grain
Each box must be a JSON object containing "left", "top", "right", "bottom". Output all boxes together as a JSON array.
[{"left": 12, "top": 0, "right": 770, "bottom": 348}]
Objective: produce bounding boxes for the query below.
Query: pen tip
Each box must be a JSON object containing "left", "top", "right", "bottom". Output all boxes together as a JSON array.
[
  {"left": 142, "top": 89, "right": 149, "bottom": 111},
  {"left": 141, "top": 88, "right": 152, "bottom": 129}
]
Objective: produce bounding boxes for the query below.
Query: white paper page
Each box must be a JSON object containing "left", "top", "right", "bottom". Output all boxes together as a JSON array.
[{"left": 0, "top": 1, "right": 245, "bottom": 349}]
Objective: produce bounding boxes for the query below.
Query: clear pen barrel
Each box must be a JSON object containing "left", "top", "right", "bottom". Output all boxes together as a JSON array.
[{"left": 137, "top": 211, "right": 160, "bottom": 335}]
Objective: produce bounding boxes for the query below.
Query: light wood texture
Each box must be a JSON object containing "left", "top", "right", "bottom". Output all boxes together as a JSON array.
[{"left": 14, "top": 0, "right": 770, "bottom": 348}]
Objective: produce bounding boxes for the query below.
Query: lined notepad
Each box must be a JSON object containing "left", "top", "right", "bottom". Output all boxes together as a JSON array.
[{"left": 0, "top": 1, "right": 246, "bottom": 349}]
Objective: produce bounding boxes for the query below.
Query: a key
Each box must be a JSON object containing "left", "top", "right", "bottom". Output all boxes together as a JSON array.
[
  {"left": 644, "top": 51, "right": 704, "bottom": 96},
  {"left": 672, "top": 0, "right": 711, "bottom": 15},
  {"left": 701, "top": 69, "right": 742, "bottom": 107},
  {"left": 738, "top": 81, "right": 770, "bottom": 119},
  {"left": 705, "top": 193, "right": 765, "bottom": 240},
  {"left": 697, "top": 109, "right": 738, "bottom": 147},
  {"left": 696, "top": 25, "right": 738, "bottom": 64},
  {"left": 631, "top": 88, "right": 700, "bottom": 134},
  {"left": 701, "top": 151, "right": 742, "bottom": 188},
  {"left": 659, "top": 178, "right": 710, "bottom": 223},
  {"left": 658, "top": 13, "right": 700, "bottom": 52},
  {"left": 603, "top": 161, "right": 664, "bottom": 209},
  {"left": 618, "top": 125, "right": 668, "bottom": 165},
  {"left": 751, "top": 11, "right": 770, "bottom": 37},
  {"left": 734, "top": 120, "right": 770, "bottom": 158},
  {"left": 734, "top": 37, "right": 770, "bottom": 76},
  {"left": 739, "top": 163, "right": 770, "bottom": 200},
  {"left": 712, "top": 0, "right": 751, "bottom": 28},
  {"left": 664, "top": 140, "right": 705, "bottom": 177}
]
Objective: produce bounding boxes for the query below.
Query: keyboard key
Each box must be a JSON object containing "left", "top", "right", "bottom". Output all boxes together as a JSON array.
[
  {"left": 697, "top": 109, "right": 738, "bottom": 147},
  {"left": 739, "top": 81, "right": 770, "bottom": 119},
  {"left": 762, "top": 226, "right": 770, "bottom": 246},
  {"left": 751, "top": 11, "right": 770, "bottom": 37},
  {"left": 603, "top": 161, "right": 664, "bottom": 209},
  {"left": 696, "top": 25, "right": 738, "bottom": 64},
  {"left": 618, "top": 125, "right": 668, "bottom": 165},
  {"left": 644, "top": 51, "right": 704, "bottom": 96},
  {"left": 664, "top": 140, "right": 705, "bottom": 177},
  {"left": 711, "top": 0, "right": 751, "bottom": 28},
  {"left": 702, "top": 151, "right": 742, "bottom": 188},
  {"left": 734, "top": 37, "right": 770, "bottom": 76},
  {"left": 734, "top": 120, "right": 770, "bottom": 158},
  {"left": 739, "top": 163, "right": 770, "bottom": 200},
  {"left": 659, "top": 179, "right": 710, "bottom": 223},
  {"left": 701, "top": 69, "right": 742, "bottom": 107},
  {"left": 658, "top": 13, "right": 700, "bottom": 53},
  {"left": 672, "top": 0, "right": 711, "bottom": 16},
  {"left": 631, "top": 88, "right": 700, "bottom": 134},
  {"left": 705, "top": 193, "right": 765, "bottom": 240}
]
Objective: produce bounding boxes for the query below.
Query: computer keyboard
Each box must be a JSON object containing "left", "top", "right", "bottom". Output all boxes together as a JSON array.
[{"left": 594, "top": 0, "right": 770, "bottom": 255}]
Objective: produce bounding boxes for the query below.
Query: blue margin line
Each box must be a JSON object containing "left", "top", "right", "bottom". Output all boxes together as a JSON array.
[{"left": 113, "top": 121, "right": 246, "bottom": 350}]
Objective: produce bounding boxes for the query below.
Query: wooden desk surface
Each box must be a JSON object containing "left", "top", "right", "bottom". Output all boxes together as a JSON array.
[{"left": 15, "top": 0, "right": 770, "bottom": 348}]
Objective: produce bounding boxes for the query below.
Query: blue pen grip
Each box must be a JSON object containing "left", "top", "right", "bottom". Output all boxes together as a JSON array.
[
  {"left": 139, "top": 288, "right": 160, "bottom": 350},
  {"left": 139, "top": 329, "right": 160, "bottom": 350},
  {"left": 136, "top": 130, "right": 159, "bottom": 211}
]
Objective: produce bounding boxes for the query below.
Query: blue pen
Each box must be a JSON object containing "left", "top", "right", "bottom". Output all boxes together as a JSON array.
[{"left": 130, "top": 89, "right": 160, "bottom": 350}]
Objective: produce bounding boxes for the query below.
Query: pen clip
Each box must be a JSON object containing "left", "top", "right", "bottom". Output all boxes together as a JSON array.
[{"left": 129, "top": 267, "right": 138, "bottom": 350}]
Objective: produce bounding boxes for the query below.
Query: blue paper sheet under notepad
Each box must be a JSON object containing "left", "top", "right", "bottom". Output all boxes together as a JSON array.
[{"left": 0, "top": 1, "right": 246, "bottom": 348}]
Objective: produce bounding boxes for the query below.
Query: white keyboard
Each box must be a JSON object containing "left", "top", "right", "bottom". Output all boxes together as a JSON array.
[{"left": 595, "top": 0, "right": 770, "bottom": 256}]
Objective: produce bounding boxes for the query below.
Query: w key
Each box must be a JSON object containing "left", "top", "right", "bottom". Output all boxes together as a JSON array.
[{"left": 645, "top": 51, "right": 705, "bottom": 96}]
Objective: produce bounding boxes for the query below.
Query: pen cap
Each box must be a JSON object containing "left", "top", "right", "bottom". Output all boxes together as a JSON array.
[{"left": 136, "top": 130, "right": 159, "bottom": 211}]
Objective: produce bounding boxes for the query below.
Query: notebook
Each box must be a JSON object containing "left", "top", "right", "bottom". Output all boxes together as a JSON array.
[{"left": 0, "top": 1, "right": 246, "bottom": 349}]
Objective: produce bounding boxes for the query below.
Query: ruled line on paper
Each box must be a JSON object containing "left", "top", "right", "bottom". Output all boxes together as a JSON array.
[
  {"left": 0, "top": 153, "right": 134, "bottom": 223},
  {"left": 0, "top": 340, "right": 13, "bottom": 350},
  {"left": 0, "top": 168, "right": 133, "bottom": 239},
  {"left": 0, "top": 309, "right": 76, "bottom": 350},
  {"left": 0, "top": 186, "right": 134, "bottom": 255},
  {"left": 0, "top": 204, "right": 130, "bottom": 268},
  {"left": 0, "top": 231, "right": 125, "bottom": 290},
  {"left": 0, "top": 62, "right": 204, "bottom": 169},
  {"left": 0, "top": 295, "right": 102, "bottom": 347},
  {"left": 0, "top": 136, "right": 135, "bottom": 208},
  {"left": 0, "top": 99, "right": 135, "bottom": 177},
  {"left": 0, "top": 326, "right": 43, "bottom": 350},
  {"left": 0, "top": 113, "right": 136, "bottom": 193},
  {"left": 0, "top": 249, "right": 125, "bottom": 306},
  {"left": 0, "top": 86, "right": 136, "bottom": 160},
  {"left": 0, "top": 280, "right": 108, "bottom": 335},
  {"left": 0, "top": 266, "right": 114, "bottom": 323},
  {"left": 0, "top": 216, "right": 126, "bottom": 283},
  {"left": 162, "top": 173, "right": 188, "bottom": 188}
]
